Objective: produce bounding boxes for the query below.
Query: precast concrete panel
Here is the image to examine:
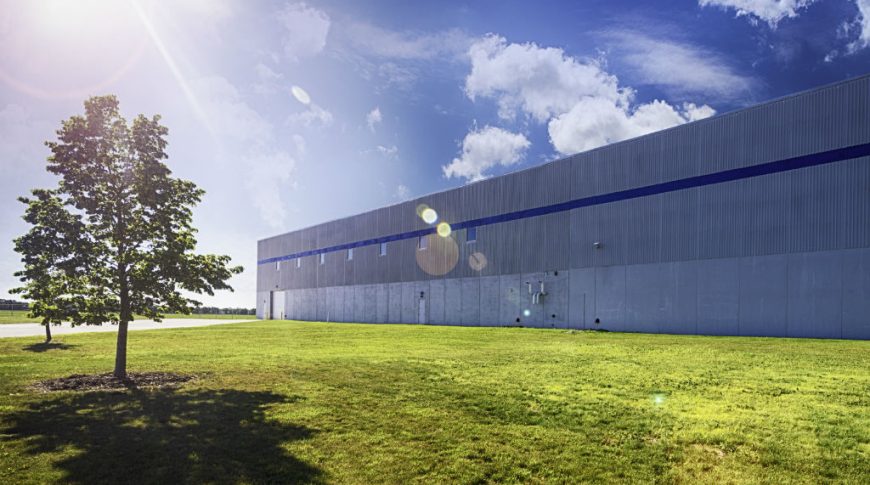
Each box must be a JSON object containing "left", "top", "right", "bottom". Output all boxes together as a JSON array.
[
  {"left": 479, "top": 276, "right": 501, "bottom": 325},
  {"left": 499, "top": 274, "right": 523, "bottom": 326},
  {"left": 738, "top": 255, "right": 788, "bottom": 337},
  {"left": 787, "top": 251, "right": 843, "bottom": 338},
  {"left": 388, "top": 283, "right": 403, "bottom": 323},
  {"left": 663, "top": 261, "right": 699, "bottom": 335},
  {"left": 568, "top": 268, "right": 595, "bottom": 329},
  {"left": 353, "top": 285, "right": 365, "bottom": 323},
  {"left": 444, "top": 278, "right": 462, "bottom": 325},
  {"left": 594, "top": 266, "right": 626, "bottom": 331},
  {"left": 842, "top": 248, "right": 870, "bottom": 339},
  {"left": 625, "top": 263, "right": 665, "bottom": 333},
  {"left": 697, "top": 259, "right": 739, "bottom": 336},
  {"left": 542, "top": 271, "right": 569, "bottom": 328},
  {"left": 359, "top": 285, "right": 373, "bottom": 323},
  {"left": 429, "top": 279, "right": 446, "bottom": 324},
  {"left": 343, "top": 286, "right": 354, "bottom": 322},
  {"left": 376, "top": 284, "right": 389, "bottom": 323},
  {"left": 461, "top": 277, "right": 480, "bottom": 326}
]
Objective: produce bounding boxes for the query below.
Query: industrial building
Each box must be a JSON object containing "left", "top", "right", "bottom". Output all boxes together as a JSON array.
[{"left": 257, "top": 75, "right": 870, "bottom": 339}]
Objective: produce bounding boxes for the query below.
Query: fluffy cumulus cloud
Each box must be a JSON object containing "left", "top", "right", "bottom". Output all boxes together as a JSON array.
[
  {"left": 394, "top": 184, "right": 411, "bottom": 201},
  {"left": 278, "top": 2, "right": 331, "bottom": 61},
  {"left": 443, "top": 126, "right": 530, "bottom": 182},
  {"left": 463, "top": 35, "right": 716, "bottom": 160},
  {"left": 846, "top": 0, "right": 870, "bottom": 53},
  {"left": 366, "top": 106, "right": 382, "bottom": 131},
  {"left": 698, "top": 0, "right": 817, "bottom": 27}
]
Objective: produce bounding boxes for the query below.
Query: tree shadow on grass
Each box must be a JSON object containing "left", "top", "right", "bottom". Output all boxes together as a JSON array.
[
  {"left": 1, "top": 389, "right": 323, "bottom": 484},
  {"left": 21, "top": 342, "right": 78, "bottom": 353}
]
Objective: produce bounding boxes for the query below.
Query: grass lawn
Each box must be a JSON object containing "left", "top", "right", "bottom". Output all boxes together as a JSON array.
[
  {"left": 0, "top": 321, "right": 867, "bottom": 483},
  {"left": 0, "top": 311, "right": 254, "bottom": 324}
]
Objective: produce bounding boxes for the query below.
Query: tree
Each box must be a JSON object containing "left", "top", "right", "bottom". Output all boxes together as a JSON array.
[{"left": 12, "top": 95, "right": 242, "bottom": 377}]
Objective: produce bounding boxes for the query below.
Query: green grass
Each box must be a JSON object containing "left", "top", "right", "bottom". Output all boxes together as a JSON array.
[
  {"left": 0, "top": 321, "right": 867, "bottom": 484},
  {"left": 0, "top": 311, "right": 253, "bottom": 324}
]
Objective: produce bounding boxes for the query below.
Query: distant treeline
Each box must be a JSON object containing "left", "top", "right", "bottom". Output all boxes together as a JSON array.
[
  {"left": 190, "top": 307, "right": 256, "bottom": 315},
  {"left": 0, "top": 299, "right": 29, "bottom": 311}
]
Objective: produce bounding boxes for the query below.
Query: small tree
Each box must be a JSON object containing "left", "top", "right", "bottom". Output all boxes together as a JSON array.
[{"left": 12, "top": 95, "right": 242, "bottom": 377}]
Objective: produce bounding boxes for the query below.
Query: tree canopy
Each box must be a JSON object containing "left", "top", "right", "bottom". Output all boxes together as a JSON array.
[{"left": 12, "top": 95, "right": 242, "bottom": 376}]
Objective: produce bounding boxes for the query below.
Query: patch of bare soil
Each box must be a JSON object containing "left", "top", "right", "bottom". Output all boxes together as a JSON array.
[{"left": 32, "top": 372, "right": 194, "bottom": 392}]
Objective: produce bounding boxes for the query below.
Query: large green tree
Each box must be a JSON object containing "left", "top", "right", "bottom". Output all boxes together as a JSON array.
[{"left": 12, "top": 95, "right": 242, "bottom": 377}]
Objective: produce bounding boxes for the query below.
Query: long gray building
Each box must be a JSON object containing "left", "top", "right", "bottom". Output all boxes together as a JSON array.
[{"left": 257, "top": 75, "right": 870, "bottom": 339}]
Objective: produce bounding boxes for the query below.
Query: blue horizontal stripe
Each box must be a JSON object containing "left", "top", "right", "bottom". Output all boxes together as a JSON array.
[{"left": 258, "top": 142, "right": 870, "bottom": 265}]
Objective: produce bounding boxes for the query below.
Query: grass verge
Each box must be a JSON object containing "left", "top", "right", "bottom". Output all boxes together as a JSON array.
[
  {"left": 0, "top": 321, "right": 867, "bottom": 483},
  {"left": 0, "top": 311, "right": 254, "bottom": 324}
]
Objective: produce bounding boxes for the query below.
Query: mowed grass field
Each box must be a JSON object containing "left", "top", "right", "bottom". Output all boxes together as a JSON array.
[
  {"left": 0, "top": 321, "right": 867, "bottom": 484},
  {"left": 0, "top": 310, "right": 254, "bottom": 324}
]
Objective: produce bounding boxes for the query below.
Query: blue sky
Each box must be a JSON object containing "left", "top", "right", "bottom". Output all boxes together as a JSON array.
[{"left": 1, "top": 0, "right": 868, "bottom": 307}]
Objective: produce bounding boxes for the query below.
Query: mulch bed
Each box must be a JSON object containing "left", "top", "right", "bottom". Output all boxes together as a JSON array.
[{"left": 32, "top": 372, "right": 195, "bottom": 392}]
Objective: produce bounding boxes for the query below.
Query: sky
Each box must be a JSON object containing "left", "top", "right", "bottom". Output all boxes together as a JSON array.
[{"left": 1, "top": 0, "right": 868, "bottom": 308}]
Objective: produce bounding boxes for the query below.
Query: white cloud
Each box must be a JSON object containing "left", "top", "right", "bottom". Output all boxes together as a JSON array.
[
  {"left": 342, "top": 22, "right": 470, "bottom": 60},
  {"left": 443, "top": 126, "right": 530, "bottom": 182},
  {"left": 698, "top": 0, "right": 817, "bottom": 27},
  {"left": 244, "top": 151, "right": 297, "bottom": 229},
  {"left": 464, "top": 35, "right": 716, "bottom": 157},
  {"left": 377, "top": 144, "right": 398, "bottom": 158},
  {"left": 252, "top": 62, "right": 283, "bottom": 95},
  {"left": 191, "top": 75, "right": 298, "bottom": 228},
  {"left": 394, "top": 184, "right": 411, "bottom": 200},
  {"left": 287, "top": 103, "right": 333, "bottom": 127},
  {"left": 601, "top": 31, "right": 756, "bottom": 101},
  {"left": 466, "top": 35, "right": 627, "bottom": 122},
  {"left": 846, "top": 0, "right": 870, "bottom": 53},
  {"left": 366, "top": 106, "right": 382, "bottom": 131},
  {"left": 549, "top": 100, "right": 714, "bottom": 155},
  {"left": 278, "top": 2, "right": 331, "bottom": 61}
]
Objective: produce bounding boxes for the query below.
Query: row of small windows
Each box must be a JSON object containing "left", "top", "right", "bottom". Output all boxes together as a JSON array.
[{"left": 276, "top": 227, "right": 478, "bottom": 270}]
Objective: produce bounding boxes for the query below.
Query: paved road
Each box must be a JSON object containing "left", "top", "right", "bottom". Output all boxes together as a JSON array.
[{"left": 0, "top": 319, "right": 256, "bottom": 339}]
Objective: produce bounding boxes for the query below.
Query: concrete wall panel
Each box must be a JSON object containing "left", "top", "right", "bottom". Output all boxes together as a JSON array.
[
  {"left": 461, "top": 278, "right": 480, "bottom": 326},
  {"left": 842, "top": 248, "right": 870, "bottom": 339},
  {"left": 697, "top": 259, "right": 739, "bottom": 335},
  {"left": 595, "top": 266, "right": 626, "bottom": 331},
  {"left": 479, "top": 276, "right": 501, "bottom": 325},
  {"left": 738, "top": 255, "right": 788, "bottom": 336},
  {"left": 787, "top": 251, "right": 843, "bottom": 338},
  {"left": 429, "top": 279, "right": 446, "bottom": 325},
  {"left": 444, "top": 278, "right": 462, "bottom": 325}
]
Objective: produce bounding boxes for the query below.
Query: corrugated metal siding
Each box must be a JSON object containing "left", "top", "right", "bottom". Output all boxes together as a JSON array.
[{"left": 258, "top": 75, "right": 870, "bottom": 293}]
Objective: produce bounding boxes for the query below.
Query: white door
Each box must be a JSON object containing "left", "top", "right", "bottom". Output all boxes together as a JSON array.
[
  {"left": 271, "top": 291, "right": 286, "bottom": 320},
  {"left": 418, "top": 298, "right": 426, "bottom": 324}
]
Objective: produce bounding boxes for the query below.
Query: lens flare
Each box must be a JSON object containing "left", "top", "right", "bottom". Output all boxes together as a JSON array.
[
  {"left": 523, "top": 309, "right": 531, "bottom": 317},
  {"left": 421, "top": 208, "right": 438, "bottom": 224},
  {"left": 291, "top": 85, "right": 311, "bottom": 105},
  {"left": 469, "top": 252, "right": 488, "bottom": 271},
  {"left": 415, "top": 234, "right": 459, "bottom": 276},
  {"left": 651, "top": 393, "right": 667, "bottom": 406},
  {"left": 437, "top": 222, "right": 452, "bottom": 237}
]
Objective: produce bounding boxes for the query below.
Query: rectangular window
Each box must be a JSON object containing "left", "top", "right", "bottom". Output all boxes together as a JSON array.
[
  {"left": 418, "top": 236, "right": 428, "bottom": 250},
  {"left": 380, "top": 242, "right": 387, "bottom": 256},
  {"left": 276, "top": 261, "right": 281, "bottom": 271},
  {"left": 467, "top": 226, "right": 477, "bottom": 243},
  {"left": 296, "top": 258, "right": 301, "bottom": 268},
  {"left": 347, "top": 248, "right": 353, "bottom": 260},
  {"left": 319, "top": 253, "right": 325, "bottom": 265}
]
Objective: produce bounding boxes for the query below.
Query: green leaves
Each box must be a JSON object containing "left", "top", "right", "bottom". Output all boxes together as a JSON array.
[{"left": 13, "top": 95, "right": 243, "bottom": 327}]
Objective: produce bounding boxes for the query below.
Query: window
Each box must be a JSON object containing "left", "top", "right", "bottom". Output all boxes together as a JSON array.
[
  {"left": 347, "top": 248, "right": 353, "bottom": 260},
  {"left": 319, "top": 253, "right": 325, "bottom": 265},
  {"left": 380, "top": 242, "right": 387, "bottom": 256},
  {"left": 296, "top": 258, "right": 301, "bottom": 268},
  {"left": 276, "top": 261, "right": 281, "bottom": 271},
  {"left": 418, "top": 236, "right": 428, "bottom": 250},
  {"left": 467, "top": 226, "right": 477, "bottom": 243}
]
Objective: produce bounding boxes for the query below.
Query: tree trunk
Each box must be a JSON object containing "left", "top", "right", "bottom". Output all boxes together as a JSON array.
[
  {"left": 114, "top": 277, "right": 130, "bottom": 379},
  {"left": 44, "top": 323, "right": 52, "bottom": 343},
  {"left": 113, "top": 319, "right": 128, "bottom": 378}
]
